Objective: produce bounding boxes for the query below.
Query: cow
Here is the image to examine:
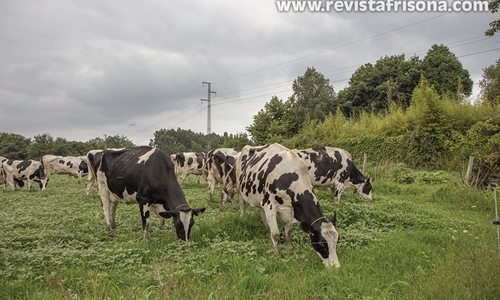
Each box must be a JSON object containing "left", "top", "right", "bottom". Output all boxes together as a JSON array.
[
  {"left": 91, "top": 146, "right": 205, "bottom": 241},
  {"left": 42, "top": 155, "right": 89, "bottom": 184},
  {"left": 0, "top": 156, "right": 26, "bottom": 190},
  {"left": 173, "top": 152, "right": 206, "bottom": 188},
  {"left": 293, "top": 147, "right": 372, "bottom": 200},
  {"left": 205, "top": 148, "right": 241, "bottom": 211},
  {"left": 2, "top": 159, "right": 47, "bottom": 191},
  {"left": 236, "top": 143, "right": 340, "bottom": 268}
]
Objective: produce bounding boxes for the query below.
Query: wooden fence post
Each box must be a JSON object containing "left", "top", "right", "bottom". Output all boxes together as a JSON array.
[
  {"left": 362, "top": 153, "right": 367, "bottom": 175},
  {"left": 465, "top": 156, "right": 474, "bottom": 186}
]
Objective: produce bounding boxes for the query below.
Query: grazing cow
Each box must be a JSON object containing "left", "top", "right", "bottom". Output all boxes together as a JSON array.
[
  {"left": 174, "top": 152, "right": 206, "bottom": 187},
  {"left": 293, "top": 147, "right": 372, "bottom": 200},
  {"left": 93, "top": 146, "right": 205, "bottom": 241},
  {"left": 205, "top": 148, "right": 241, "bottom": 211},
  {"left": 42, "top": 155, "right": 89, "bottom": 184},
  {"left": 236, "top": 143, "right": 340, "bottom": 268},
  {"left": 2, "top": 159, "right": 47, "bottom": 191}
]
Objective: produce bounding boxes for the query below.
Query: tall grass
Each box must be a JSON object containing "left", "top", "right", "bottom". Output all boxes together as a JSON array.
[{"left": 1, "top": 171, "right": 499, "bottom": 299}]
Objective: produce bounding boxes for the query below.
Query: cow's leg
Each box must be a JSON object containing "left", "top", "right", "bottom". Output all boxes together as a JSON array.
[
  {"left": 98, "top": 188, "right": 115, "bottom": 234},
  {"left": 277, "top": 208, "right": 294, "bottom": 247},
  {"left": 181, "top": 173, "right": 187, "bottom": 188},
  {"left": 262, "top": 208, "right": 280, "bottom": 256},
  {"left": 239, "top": 194, "right": 247, "bottom": 218},
  {"left": 6, "top": 174, "right": 15, "bottom": 191},
  {"left": 77, "top": 172, "right": 82, "bottom": 184},
  {"left": 109, "top": 201, "right": 118, "bottom": 230},
  {"left": 27, "top": 179, "right": 32, "bottom": 190},
  {"left": 139, "top": 204, "right": 151, "bottom": 240},
  {"left": 150, "top": 204, "right": 165, "bottom": 230},
  {"left": 196, "top": 175, "right": 200, "bottom": 185},
  {"left": 66, "top": 175, "right": 71, "bottom": 184},
  {"left": 219, "top": 191, "right": 228, "bottom": 212},
  {"left": 333, "top": 183, "right": 347, "bottom": 200},
  {"left": 86, "top": 178, "right": 94, "bottom": 196}
]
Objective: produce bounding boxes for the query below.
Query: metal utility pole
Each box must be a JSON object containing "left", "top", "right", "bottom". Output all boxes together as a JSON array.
[{"left": 201, "top": 82, "right": 216, "bottom": 150}]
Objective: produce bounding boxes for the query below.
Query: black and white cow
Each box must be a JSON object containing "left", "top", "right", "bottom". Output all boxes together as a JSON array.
[
  {"left": 174, "top": 152, "right": 206, "bottom": 187},
  {"left": 91, "top": 146, "right": 205, "bottom": 241},
  {"left": 0, "top": 156, "right": 26, "bottom": 190},
  {"left": 293, "top": 147, "right": 372, "bottom": 200},
  {"left": 42, "top": 155, "right": 89, "bottom": 184},
  {"left": 236, "top": 143, "right": 340, "bottom": 268},
  {"left": 205, "top": 148, "right": 241, "bottom": 211},
  {"left": 2, "top": 159, "right": 47, "bottom": 191}
]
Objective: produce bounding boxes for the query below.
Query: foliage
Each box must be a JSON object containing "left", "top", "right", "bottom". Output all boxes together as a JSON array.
[
  {"left": 286, "top": 75, "right": 500, "bottom": 172},
  {"left": 289, "top": 66, "right": 337, "bottom": 122},
  {"left": 479, "top": 58, "right": 500, "bottom": 104},
  {"left": 222, "top": 132, "right": 252, "bottom": 149},
  {"left": 0, "top": 132, "right": 30, "bottom": 159},
  {"left": 246, "top": 96, "right": 292, "bottom": 145},
  {"left": 421, "top": 44, "right": 473, "bottom": 97},
  {"left": 485, "top": 0, "right": 500, "bottom": 36},
  {"left": 247, "top": 68, "right": 337, "bottom": 144},
  {"left": 338, "top": 54, "right": 422, "bottom": 115},
  {"left": 0, "top": 132, "right": 134, "bottom": 160},
  {"left": 1, "top": 172, "right": 499, "bottom": 299},
  {"left": 149, "top": 127, "right": 225, "bottom": 154}
]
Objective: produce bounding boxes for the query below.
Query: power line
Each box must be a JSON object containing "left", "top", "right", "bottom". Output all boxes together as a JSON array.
[{"left": 213, "top": 12, "right": 452, "bottom": 85}]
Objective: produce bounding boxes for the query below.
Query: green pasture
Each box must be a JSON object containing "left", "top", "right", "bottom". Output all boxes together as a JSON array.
[{"left": 1, "top": 170, "right": 499, "bottom": 299}]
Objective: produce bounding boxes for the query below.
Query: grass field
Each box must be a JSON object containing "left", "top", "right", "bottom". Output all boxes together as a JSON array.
[{"left": 1, "top": 171, "right": 500, "bottom": 299}]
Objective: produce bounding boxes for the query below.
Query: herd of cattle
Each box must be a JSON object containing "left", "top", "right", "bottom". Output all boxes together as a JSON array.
[{"left": 0, "top": 143, "right": 372, "bottom": 268}]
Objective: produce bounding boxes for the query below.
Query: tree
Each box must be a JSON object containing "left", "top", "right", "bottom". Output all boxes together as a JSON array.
[
  {"left": 485, "top": 0, "right": 500, "bottom": 36},
  {"left": 28, "top": 133, "right": 54, "bottom": 160},
  {"left": 247, "top": 67, "right": 337, "bottom": 144},
  {"left": 421, "top": 44, "right": 473, "bottom": 97},
  {"left": 222, "top": 132, "right": 252, "bottom": 149},
  {"left": 246, "top": 96, "right": 291, "bottom": 145},
  {"left": 404, "top": 76, "right": 451, "bottom": 168},
  {"left": 0, "top": 133, "right": 31, "bottom": 159},
  {"left": 290, "top": 67, "right": 337, "bottom": 122},
  {"left": 479, "top": 58, "right": 500, "bottom": 104},
  {"left": 453, "top": 119, "right": 500, "bottom": 188},
  {"left": 337, "top": 54, "right": 422, "bottom": 116},
  {"left": 150, "top": 128, "right": 224, "bottom": 154}
]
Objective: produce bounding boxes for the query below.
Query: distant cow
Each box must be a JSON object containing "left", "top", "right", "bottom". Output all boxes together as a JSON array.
[
  {"left": 205, "top": 148, "right": 241, "bottom": 211},
  {"left": 174, "top": 152, "right": 206, "bottom": 187},
  {"left": 293, "top": 147, "right": 372, "bottom": 200},
  {"left": 92, "top": 146, "right": 205, "bottom": 241},
  {"left": 236, "top": 143, "right": 340, "bottom": 268},
  {"left": 0, "top": 156, "right": 26, "bottom": 190},
  {"left": 42, "top": 155, "right": 89, "bottom": 184},
  {"left": 2, "top": 159, "right": 47, "bottom": 191}
]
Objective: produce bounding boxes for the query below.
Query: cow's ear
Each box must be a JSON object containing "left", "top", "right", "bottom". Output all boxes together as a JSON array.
[
  {"left": 330, "top": 211, "right": 337, "bottom": 226},
  {"left": 365, "top": 178, "right": 371, "bottom": 184},
  {"left": 159, "top": 211, "right": 175, "bottom": 219},
  {"left": 192, "top": 208, "right": 206, "bottom": 217}
]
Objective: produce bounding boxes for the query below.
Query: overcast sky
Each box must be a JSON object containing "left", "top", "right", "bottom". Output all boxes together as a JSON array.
[{"left": 1, "top": 0, "right": 498, "bottom": 145}]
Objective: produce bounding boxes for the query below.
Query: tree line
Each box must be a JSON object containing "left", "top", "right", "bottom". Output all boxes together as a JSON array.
[{"left": 0, "top": 130, "right": 251, "bottom": 161}]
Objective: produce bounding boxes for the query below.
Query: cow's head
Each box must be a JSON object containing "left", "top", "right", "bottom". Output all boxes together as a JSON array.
[
  {"left": 159, "top": 205, "right": 206, "bottom": 245},
  {"left": 309, "top": 212, "right": 340, "bottom": 268},
  {"left": 355, "top": 178, "right": 372, "bottom": 200}
]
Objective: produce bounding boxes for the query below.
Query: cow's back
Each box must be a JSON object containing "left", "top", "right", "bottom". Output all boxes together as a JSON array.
[
  {"left": 99, "top": 146, "right": 181, "bottom": 204},
  {"left": 237, "top": 143, "right": 312, "bottom": 208}
]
